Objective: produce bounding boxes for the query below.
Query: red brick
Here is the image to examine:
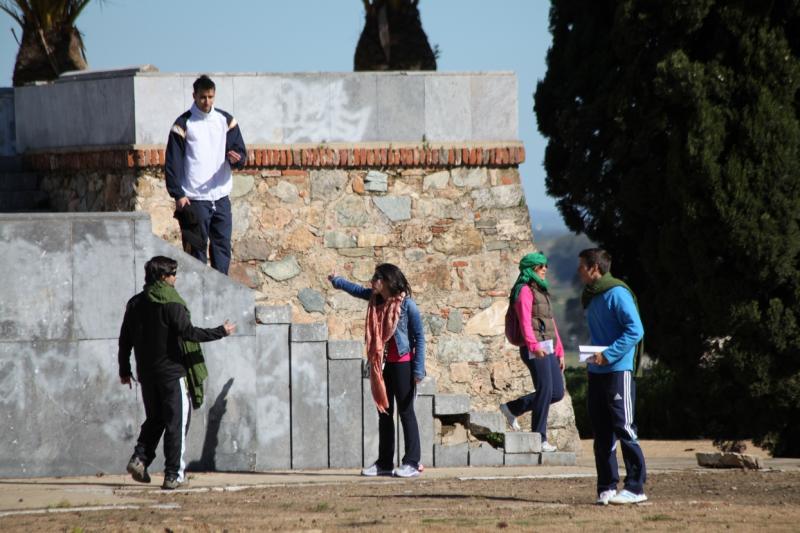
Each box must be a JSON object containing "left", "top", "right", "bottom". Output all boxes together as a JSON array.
[
  {"left": 518, "top": 146, "right": 526, "bottom": 163},
  {"left": 462, "top": 148, "right": 470, "bottom": 165},
  {"left": 431, "top": 226, "right": 446, "bottom": 234},
  {"left": 380, "top": 148, "right": 388, "bottom": 165},
  {"left": 487, "top": 290, "right": 507, "bottom": 297},
  {"left": 126, "top": 151, "right": 135, "bottom": 168},
  {"left": 135, "top": 150, "right": 147, "bottom": 167},
  {"left": 282, "top": 169, "right": 308, "bottom": 177},
  {"left": 339, "top": 149, "right": 348, "bottom": 167},
  {"left": 359, "top": 148, "right": 367, "bottom": 165},
  {"left": 292, "top": 149, "right": 302, "bottom": 166},
  {"left": 255, "top": 149, "right": 263, "bottom": 166},
  {"left": 365, "top": 149, "right": 374, "bottom": 166},
  {"left": 452, "top": 260, "right": 468, "bottom": 268}
]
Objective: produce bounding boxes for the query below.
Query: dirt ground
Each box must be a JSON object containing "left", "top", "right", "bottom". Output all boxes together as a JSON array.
[{"left": 2, "top": 440, "right": 799, "bottom": 532}]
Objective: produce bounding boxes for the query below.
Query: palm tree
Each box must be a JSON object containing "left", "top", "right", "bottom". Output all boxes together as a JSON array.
[
  {"left": 354, "top": 0, "right": 437, "bottom": 71},
  {"left": 0, "top": 0, "right": 98, "bottom": 86}
]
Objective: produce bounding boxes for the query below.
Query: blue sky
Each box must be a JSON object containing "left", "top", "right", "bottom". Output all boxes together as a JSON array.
[{"left": 0, "top": 0, "right": 564, "bottom": 229}]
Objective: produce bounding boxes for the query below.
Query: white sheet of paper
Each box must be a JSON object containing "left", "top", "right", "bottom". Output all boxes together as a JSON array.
[
  {"left": 578, "top": 345, "right": 608, "bottom": 363},
  {"left": 539, "top": 339, "right": 554, "bottom": 354}
]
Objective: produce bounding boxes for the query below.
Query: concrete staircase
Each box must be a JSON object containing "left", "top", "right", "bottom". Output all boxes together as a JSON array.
[
  {"left": 254, "top": 308, "right": 577, "bottom": 469},
  {"left": 0, "top": 211, "right": 573, "bottom": 478},
  {"left": 0, "top": 156, "right": 49, "bottom": 212}
]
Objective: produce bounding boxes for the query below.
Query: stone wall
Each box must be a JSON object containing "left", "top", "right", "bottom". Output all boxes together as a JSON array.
[{"left": 24, "top": 145, "right": 580, "bottom": 450}]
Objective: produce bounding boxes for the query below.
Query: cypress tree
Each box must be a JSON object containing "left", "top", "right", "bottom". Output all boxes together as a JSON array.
[{"left": 535, "top": 0, "right": 800, "bottom": 455}]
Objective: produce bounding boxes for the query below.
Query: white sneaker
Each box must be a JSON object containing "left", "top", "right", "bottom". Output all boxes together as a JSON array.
[
  {"left": 499, "top": 404, "right": 521, "bottom": 431},
  {"left": 609, "top": 489, "right": 648, "bottom": 505},
  {"left": 596, "top": 489, "right": 617, "bottom": 505},
  {"left": 541, "top": 441, "right": 557, "bottom": 453},
  {"left": 361, "top": 463, "right": 393, "bottom": 477},
  {"left": 393, "top": 464, "right": 420, "bottom": 478}
]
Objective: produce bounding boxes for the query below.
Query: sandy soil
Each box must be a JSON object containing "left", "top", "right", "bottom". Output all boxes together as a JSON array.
[{"left": 2, "top": 440, "right": 798, "bottom": 532}]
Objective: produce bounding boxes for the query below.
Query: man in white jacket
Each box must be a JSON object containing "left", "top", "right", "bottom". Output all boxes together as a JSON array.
[{"left": 165, "top": 75, "right": 246, "bottom": 275}]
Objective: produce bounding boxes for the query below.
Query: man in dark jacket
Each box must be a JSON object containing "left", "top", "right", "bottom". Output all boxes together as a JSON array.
[{"left": 118, "top": 255, "right": 235, "bottom": 490}]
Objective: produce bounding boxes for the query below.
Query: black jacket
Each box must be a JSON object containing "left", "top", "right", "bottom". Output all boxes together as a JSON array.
[{"left": 118, "top": 292, "right": 227, "bottom": 383}]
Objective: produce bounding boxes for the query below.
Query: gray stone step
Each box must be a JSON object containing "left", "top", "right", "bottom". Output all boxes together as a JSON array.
[
  {"left": 468, "top": 411, "right": 505, "bottom": 435},
  {"left": 433, "top": 394, "right": 470, "bottom": 416},
  {"left": 504, "top": 432, "right": 542, "bottom": 454},
  {"left": 539, "top": 452, "right": 577, "bottom": 466},
  {"left": 434, "top": 443, "right": 468, "bottom": 467}
]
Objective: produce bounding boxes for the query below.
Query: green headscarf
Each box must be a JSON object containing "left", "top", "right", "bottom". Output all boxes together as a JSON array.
[{"left": 510, "top": 252, "right": 549, "bottom": 303}]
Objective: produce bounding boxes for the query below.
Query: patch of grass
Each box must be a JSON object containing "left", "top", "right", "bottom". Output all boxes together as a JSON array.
[
  {"left": 485, "top": 432, "right": 505, "bottom": 448},
  {"left": 68, "top": 528, "right": 84, "bottom": 533},
  {"left": 310, "top": 502, "right": 331, "bottom": 512},
  {"left": 421, "top": 518, "right": 449, "bottom": 524},
  {"left": 643, "top": 514, "right": 677, "bottom": 522}
]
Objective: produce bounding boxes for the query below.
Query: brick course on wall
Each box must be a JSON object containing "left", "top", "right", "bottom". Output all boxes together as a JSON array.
[{"left": 27, "top": 142, "right": 577, "bottom": 448}]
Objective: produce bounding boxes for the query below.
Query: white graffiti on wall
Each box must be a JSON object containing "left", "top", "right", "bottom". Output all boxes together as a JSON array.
[{"left": 282, "top": 79, "right": 373, "bottom": 143}]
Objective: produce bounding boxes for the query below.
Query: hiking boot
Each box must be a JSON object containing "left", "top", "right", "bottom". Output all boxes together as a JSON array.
[
  {"left": 541, "top": 441, "right": 557, "bottom": 453},
  {"left": 499, "top": 403, "right": 521, "bottom": 431},
  {"left": 393, "top": 464, "right": 421, "bottom": 478},
  {"left": 609, "top": 489, "right": 648, "bottom": 505},
  {"left": 361, "top": 463, "right": 393, "bottom": 477},
  {"left": 161, "top": 475, "right": 189, "bottom": 490},
  {"left": 126, "top": 455, "right": 151, "bottom": 484},
  {"left": 596, "top": 489, "right": 617, "bottom": 506}
]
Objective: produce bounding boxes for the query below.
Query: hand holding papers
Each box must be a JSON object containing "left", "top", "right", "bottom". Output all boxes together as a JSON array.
[
  {"left": 528, "top": 338, "right": 554, "bottom": 358},
  {"left": 579, "top": 345, "right": 608, "bottom": 364},
  {"left": 538, "top": 339, "right": 554, "bottom": 354}
]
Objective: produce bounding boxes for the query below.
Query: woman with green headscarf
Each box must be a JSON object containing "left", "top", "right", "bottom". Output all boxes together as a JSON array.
[{"left": 498, "top": 252, "right": 565, "bottom": 452}]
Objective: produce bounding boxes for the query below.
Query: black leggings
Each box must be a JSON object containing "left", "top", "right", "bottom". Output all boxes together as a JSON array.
[{"left": 376, "top": 361, "right": 421, "bottom": 468}]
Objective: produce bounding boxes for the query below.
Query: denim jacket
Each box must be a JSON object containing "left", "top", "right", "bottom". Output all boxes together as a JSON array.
[{"left": 330, "top": 276, "right": 426, "bottom": 380}]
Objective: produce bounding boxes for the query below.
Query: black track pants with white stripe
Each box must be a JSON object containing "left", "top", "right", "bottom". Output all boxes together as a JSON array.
[
  {"left": 588, "top": 370, "right": 647, "bottom": 495},
  {"left": 133, "top": 377, "right": 191, "bottom": 482}
]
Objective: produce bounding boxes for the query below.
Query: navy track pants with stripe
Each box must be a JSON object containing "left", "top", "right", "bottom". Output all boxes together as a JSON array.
[
  {"left": 588, "top": 370, "right": 647, "bottom": 495},
  {"left": 133, "top": 377, "right": 191, "bottom": 482}
]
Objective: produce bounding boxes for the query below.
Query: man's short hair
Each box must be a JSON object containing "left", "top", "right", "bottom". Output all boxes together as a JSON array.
[
  {"left": 145, "top": 256, "right": 178, "bottom": 283},
  {"left": 193, "top": 75, "right": 215, "bottom": 94},
  {"left": 579, "top": 248, "right": 612, "bottom": 275}
]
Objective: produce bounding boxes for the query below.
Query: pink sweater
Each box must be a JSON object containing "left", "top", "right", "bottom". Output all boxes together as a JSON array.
[{"left": 514, "top": 284, "right": 565, "bottom": 359}]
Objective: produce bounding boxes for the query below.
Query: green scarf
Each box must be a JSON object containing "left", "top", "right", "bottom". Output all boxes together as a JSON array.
[
  {"left": 510, "top": 252, "right": 549, "bottom": 303},
  {"left": 581, "top": 272, "right": 645, "bottom": 373},
  {"left": 144, "top": 281, "right": 208, "bottom": 409}
]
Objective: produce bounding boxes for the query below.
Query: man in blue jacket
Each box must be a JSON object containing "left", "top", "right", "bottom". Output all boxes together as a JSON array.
[
  {"left": 578, "top": 248, "right": 647, "bottom": 505},
  {"left": 165, "top": 75, "right": 246, "bottom": 275}
]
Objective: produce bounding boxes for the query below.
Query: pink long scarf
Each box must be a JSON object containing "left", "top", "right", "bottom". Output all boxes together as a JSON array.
[{"left": 364, "top": 292, "right": 406, "bottom": 413}]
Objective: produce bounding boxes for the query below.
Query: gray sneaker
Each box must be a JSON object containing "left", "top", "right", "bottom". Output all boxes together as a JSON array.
[
  {"left": 126, "top": 455, "right": 151, "bottom": 484},
  {"left": 393, "top": 464, "right": 420, "bottom": 478},
  {"left": 361, "top": 463, "right": 393, "bottom": 477},
  {"left": 161, "top": 475, "right": 189, "bottom": 490},
  {"left": 499, "top": 403, "right": 521, "bottom": 431}
]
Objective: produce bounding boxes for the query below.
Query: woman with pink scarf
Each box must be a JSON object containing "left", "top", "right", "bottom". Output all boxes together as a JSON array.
[{"left": 329, "top": 263, "right": 425, "bottom": 478}]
